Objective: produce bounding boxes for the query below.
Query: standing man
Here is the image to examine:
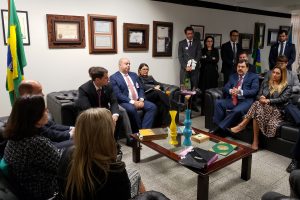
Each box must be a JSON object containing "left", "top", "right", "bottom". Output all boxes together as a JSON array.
[
  {"left": 221, "top": 30, "right": 242, "bottom": 85},
  {"left": 269, "top": 30, "right": 296, "bottom": 71},
  {"left": 210, "top": 60, "right": 259, "bottom": 134},
  {"left": 76, "top": 66, "right": 131, "bottom": 141},
  {"left": 110, "top": 58, "right": 156, "bottom": 133},
  {"left": 178, "top": 26, "right": 202, "bottom": 90}
]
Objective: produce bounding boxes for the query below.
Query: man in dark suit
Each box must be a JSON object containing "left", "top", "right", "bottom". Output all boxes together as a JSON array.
[
  {"left": 221, "top": 30, "right": 242, "bottom": 85},
  {"left": 269, "top": 29, "right": 296, "bottom": 71},
  {"left": 76, "top": 66, "right": 131, "bottom": 140},
  {"left": 110, "top": 58, "right": 156, "bottom": 133},
  {"left": 210, "top": 60, "right": 259, "bottom": 134},
  {"left": 178, "top": 26, "right": 202, "bottom": 90}
]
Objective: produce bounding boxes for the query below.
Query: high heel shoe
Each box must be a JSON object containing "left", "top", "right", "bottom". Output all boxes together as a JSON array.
[{"left": 230, "top": 124, "right": 246, "bottom": 134}]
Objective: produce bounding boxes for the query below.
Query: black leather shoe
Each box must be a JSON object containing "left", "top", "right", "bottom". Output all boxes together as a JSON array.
[
  {"left": 209, "top": 127, "right": 220, "bottom": 134},
  {"left": 286, "top": 159, "right": 299, "bottom": 173}
]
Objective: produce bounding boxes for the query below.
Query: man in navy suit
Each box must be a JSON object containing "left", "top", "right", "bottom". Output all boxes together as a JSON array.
[
  {"left": 110, "top": 58, "right": 156, "bottom": 133},
  {"left": 210, "top": 60, "right": 259, "bottom": 134},
  {"left": 221, "top": 30, "right": 242, "bottom": 85},
  {"left": 76, "top": 66, "right": 132, "bottom": 141},
  {"left": 269, "top": 29, "right": 296, "bottom": 71}
]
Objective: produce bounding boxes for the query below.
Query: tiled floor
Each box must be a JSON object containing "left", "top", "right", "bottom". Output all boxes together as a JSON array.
[{"left": 121, "top": 115, "right": 291, "bottom": 200}]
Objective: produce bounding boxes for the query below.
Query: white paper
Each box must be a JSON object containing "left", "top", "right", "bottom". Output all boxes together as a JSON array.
[
  {"left": 94, "top": 35, "right": 112, "bottom": 48},
  {"left": 242, "top": 39, "right": 250, "bottom": 49},
  {"left": 157, "top": 38, "right": 165, "bottom": 52},
  {"left": 94, "top": 21, "right": 111, "bottom": 33},
  {"left": 129, "top": 31, "right": 143, "bottom": 44},
  {"left": 157, "top": 26, "right": 169, "bottom": 37},
  {"left": 270, "top": 32, "right": 277, "bottom": 42}
]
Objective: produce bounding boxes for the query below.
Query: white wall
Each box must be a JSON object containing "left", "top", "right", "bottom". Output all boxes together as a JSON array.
[{"left": 0, "top": 0, "right": 290, "bottom": 116}]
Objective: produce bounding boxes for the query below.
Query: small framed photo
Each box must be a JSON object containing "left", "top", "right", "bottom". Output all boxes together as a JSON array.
[
  {"left": 1, "top": 9, "right": 30, "bottom": 45},
  {"left": 239, "top": 33, "right": 253, "bottom": 54},
  {"left": 152, "top": 21, "right": 173, "bottom": 57},
  {"left": 88, "top": 14, "right": 117, "bottom": 54},
  {"left": 123, "top": 23, "right": 149, "bottom": 51},
  {"left": 205, "top": 33, "right": 222, "bottom": 49},
  {"left": 267, "top": 29, "right": 279, "bottom": 46},
  {"left": 191, "top": 25, "right": 204, "bottom": 41},
  {"left": 254, "top": 23, "right": 265, "bottom": 49},
  {"left": 47, "top": 14, "right": 85, "bottom": 48}
]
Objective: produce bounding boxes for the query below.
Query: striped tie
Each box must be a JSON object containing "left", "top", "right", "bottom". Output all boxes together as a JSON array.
[{"left": 125, "top": 74, "right": 138, "bottom": 100}]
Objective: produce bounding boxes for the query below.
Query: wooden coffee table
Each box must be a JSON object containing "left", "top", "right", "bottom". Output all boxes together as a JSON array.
[{"left": 131, "top": 127, "right": 255, "bottom": 200}]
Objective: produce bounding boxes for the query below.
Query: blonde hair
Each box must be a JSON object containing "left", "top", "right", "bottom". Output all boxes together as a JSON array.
[
  {"left": 65, "top": 108, "right": 117, "bottom": 199},
  {"left": 269, "top": 65, "right": 288, "bottom": 95}
]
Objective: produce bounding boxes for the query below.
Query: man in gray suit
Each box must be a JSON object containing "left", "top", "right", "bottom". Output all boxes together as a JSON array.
[{"left": 178, "top": 26, "right": 202, "bottom": 90}]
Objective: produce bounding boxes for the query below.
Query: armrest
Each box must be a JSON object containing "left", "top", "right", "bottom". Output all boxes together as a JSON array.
[
  {"left": 291, "top": 94, "right": 300, "bottom": 107},
  {"left": 204, "top": 88, "right": 223, "bottom": 130}
]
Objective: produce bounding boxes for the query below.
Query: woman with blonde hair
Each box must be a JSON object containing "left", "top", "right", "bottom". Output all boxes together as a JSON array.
[
  {"left": 230, "top": 65, "right": 291, "bottom": 150},
  {"left": 58, "top": 108, "right": 144, "bottom": 199}
]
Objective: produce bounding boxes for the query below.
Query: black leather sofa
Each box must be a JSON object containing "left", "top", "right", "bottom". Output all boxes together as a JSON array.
[
  {"left": 47, "top": 84, "right": 181, "bottom": 127},
  {"left": 204, "top": 88, "right": 300, "bottom": 158}
]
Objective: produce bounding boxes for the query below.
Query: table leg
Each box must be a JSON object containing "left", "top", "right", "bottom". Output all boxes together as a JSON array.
[
  {"left": 132, "top": 139, "right": 140, "bottom": 163},
  {"left": 241, "top": 154, "right": 252, "bottom": 181},
  {"left": 197, "top": 174, "right": 209, "bottom": 200}
]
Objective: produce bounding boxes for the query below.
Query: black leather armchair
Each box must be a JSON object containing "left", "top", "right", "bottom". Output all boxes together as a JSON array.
[{"left": 204, "top": 88, "right": 300, "bottom": 158}]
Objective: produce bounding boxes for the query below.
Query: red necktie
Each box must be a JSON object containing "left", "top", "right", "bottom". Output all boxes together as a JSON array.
[
  {"left": 125, "top": 74, "right": 138, "bottom": 100},
  {"left": 232, "top": 75, "right": 243, "bottom": 106},
  {"left": 97, "top": 89, "right": 102, "bottom": 107}
]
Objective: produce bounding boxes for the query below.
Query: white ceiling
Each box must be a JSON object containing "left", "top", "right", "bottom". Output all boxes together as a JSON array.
[{"left": 202, "top": 0, "right": 300, "bottom": 13}]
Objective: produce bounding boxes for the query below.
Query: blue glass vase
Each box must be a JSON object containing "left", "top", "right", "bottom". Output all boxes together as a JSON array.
[{"left": 183, "top": 109, "right": 192, "bottom": 146}]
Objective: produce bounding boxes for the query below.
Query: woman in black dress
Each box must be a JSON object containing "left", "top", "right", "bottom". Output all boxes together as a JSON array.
[
  {"left": 200, "top": 36, "right": 219, "bottom": 113},
  {"left": 138, "top": 63, "right": 170, "bottom": 127}
]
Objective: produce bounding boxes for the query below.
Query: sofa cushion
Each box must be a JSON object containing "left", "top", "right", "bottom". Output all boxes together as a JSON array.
[{"left": 279, "top": 123, "right": 299, "bottom": 143}]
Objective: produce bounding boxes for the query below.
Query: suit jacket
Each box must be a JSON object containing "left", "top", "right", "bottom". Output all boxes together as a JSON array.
[
  {"left": 39, "top": 120, "right": 70, "bottom": 143},
  {"left": 223, "top": 72, "right": 259, "bottom": 102},
  {"left": 264, "top": 70, "right": 300, "bottom": 93},
  {"left": 76, "top": 80, "right": 119, "bottom": 114},
  {"left": 221, "top": 41, "right": 242, "bottom": 74},
  {"left": 110, "top": 71, "right": 145, "bottom": 103},
  {"left": 269, "top": 42, "right": 296, "bottom": 70},
  {"left": 178, "top": 39, "right": 202, "bottom": 70},
  {"left": 258, "top": 80, "right": 291, "bottom": 109}
]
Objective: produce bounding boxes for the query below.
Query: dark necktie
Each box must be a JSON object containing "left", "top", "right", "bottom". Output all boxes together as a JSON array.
[
  {"left": 97, "top": 88, "right": 102, "bottom": 107},
  {"left": 279, "top": 42, "right": 284, "bottom": 56},
  {"left": 232, "top": 75, "right": 243, "bottom": 106},
  {"left": 233, "top": 42, "right": 236, "bottom": 59},
  {"left": 189, "top": 40, "right": 192, "bottom": 48}
]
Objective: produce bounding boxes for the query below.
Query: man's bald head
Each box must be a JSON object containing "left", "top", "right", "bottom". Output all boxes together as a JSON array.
[{"left": 18, "top": 80, "right": 43, "bottom": 96}]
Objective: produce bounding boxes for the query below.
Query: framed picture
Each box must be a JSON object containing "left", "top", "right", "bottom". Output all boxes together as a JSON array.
[
  {"left": 205, "top": 33, "right": 222, "bottom": 49},
  {"left": 88, "top": 14, "right": 117, "bottom": 54},
  {"left": 191, "top": 25, "right": 204, "bottom": 41},
  {"left": 1, "top": 9, "right": 30, "bottom": 45},
  {"left": 239, "top": 33, "right": 253, "bottom": 54},
  {"left": 279, "top": 25, "right": 291, "bottom": 34},
  {"left": 123, "top": 23, "right": 149, "bottom": 51},
  {"left": 267, "top": 29, "right": 278, "bottom": 46},
  {"left": 152, "top": 21, "right": 173, "bottom": 57},
  {"left": 47, "top": 14, "right": 85, "bottom": 48},
  {"left": 254, "top": 23, "right": 265, "bottom": 49}
]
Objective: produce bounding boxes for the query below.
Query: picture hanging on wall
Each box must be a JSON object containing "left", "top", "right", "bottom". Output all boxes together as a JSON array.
[
  {"left": 46, "top": 14, "right": 85, "bottom": 48},
  {"left": 205, "top": 33, "right": 222, "bottom": 49},
  {"left": 253, "top": 23, "right": 265, "bottom": 49},
  {"left": 1, "top": 9, "right": 30, "bottom": 45},
  {"left": 239, "top": 33, "right": 253, "bottom": 54},
  {"left": 190, "top": 25, "right": 204, "bottom": 41},
  {"left": 88, "top": 14, "right": 117, "bottom": 54},
  {"left": 267, "top": 29, "right": 278, "bottom": 46},
  {"left": 152, "top": 21, "right": 173, "bottom": 57},
  {"left": 279, "top": 25, "right": 291, "bottom": 34},
  {"left": 123, "top": 23, "right": 149, "bottom": 51}
]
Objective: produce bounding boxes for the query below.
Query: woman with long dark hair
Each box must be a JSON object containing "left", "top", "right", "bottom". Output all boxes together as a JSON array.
[{"left": 4, "top": 95, "right": 61, "bottom": 199}]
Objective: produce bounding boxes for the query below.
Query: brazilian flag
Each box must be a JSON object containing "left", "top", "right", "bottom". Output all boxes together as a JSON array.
[{"left": 6, "top": 0, "right": 27, "bottom": 105}]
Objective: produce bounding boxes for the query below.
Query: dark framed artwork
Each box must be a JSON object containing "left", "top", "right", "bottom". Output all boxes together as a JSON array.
[
  {"left": 88, "top": 14, "right": 117, "bottom": 54},
  {"left": 254, "top": 23, "right": 265, "bottom": 49},
  {"left": 205, "top": 33, "right": 222, "bottom": 49},
  {"left": 152, "top": 21, "right": 173, "bottom": 57},
  {"left": 1, "top": 9, "right": 30, "bottom": 45},
  {"left": 239, "top": 33, "right": 253, "bottom": 54},
  {"left": 123, "top": 23, "right": 149, "bottom": 51},
  {"left": 47, "top": 14, "right": 85, "bottom": 48},
  {"left": 279, "top": 25, "right": 291, "bottom": 34},
  {"left": 191, "top": 24, "right": 204, "bottom": 41},
  {"left": 267, "top": 29, "right": 278, "bottom": 46}
]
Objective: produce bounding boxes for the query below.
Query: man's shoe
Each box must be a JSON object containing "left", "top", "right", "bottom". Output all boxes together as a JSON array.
[
  {"left": 286, "top": 159, "right": 299, "bottom": 173},
  {"left": 209, "top": 127, "right": 220, "bottom": 134}
]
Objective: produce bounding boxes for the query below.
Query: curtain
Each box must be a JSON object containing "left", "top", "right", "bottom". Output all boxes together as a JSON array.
[{"left": 291, "top": 13, "right": 300, "bottom": 72}]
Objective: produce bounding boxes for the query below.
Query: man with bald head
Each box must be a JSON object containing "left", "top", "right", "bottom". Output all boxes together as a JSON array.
[
  {"left": 18, "top": 80, "right": 74, "bottom": 148},
  {"left": 110, "top": 58, "right": 156, "bottom": 133}
]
